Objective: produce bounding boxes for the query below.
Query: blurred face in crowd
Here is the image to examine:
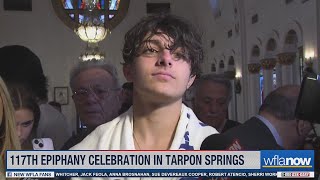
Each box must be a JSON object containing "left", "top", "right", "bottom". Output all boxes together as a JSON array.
[
  {"left": 72, "top": 68, "right": 120, "bottom": 129},
  {"left": 193, "top": 81, "right": 229, "bottom": 131},
  {"left": 124, "top": 33, "right": 195, "bottom": 104},
  {"left": 15, "top": 108, "right": 34, "bottom": 145}
]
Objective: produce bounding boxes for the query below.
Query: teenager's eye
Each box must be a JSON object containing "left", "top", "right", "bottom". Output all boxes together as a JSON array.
[
  {"left": 148, "top": 48, "right": 157, "bottom": 52},
  {"left": 171, "top": 49, "right": 189, "bottom": 61},
  {"left": 172, "top": 52, "right": 186, "bottom": 60},
  {"left": 142, "top": 48, "right": 159, "bottom": 56}
]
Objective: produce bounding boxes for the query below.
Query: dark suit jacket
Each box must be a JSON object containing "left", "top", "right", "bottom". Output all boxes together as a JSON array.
[
  {"left": 222, "top": 117, "right": 283, "bottom": 150},
  {"left": 201, "top": 117, "right": 284, "bottom": 180},
  {"left": 221, "top": 119, "right": 241, "bottom": 133},
  {"left": 60, "top": 130, "right": 90, "bottom": 150}
]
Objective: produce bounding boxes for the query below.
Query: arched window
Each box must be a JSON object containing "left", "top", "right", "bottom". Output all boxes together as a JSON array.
[
  {"left": 228, "top": 56, "right": 235, "bottom": 69},
  {"left": 285, "top": 29, "right": 298, "bottom": 44},
  {"left": 266, "top": 38, "right": 277, "bottom": 89},
  {"left": 251, "top": 45, "right": 260, "bottom": 57},
  {"left": 211, "top": 63, "right": 216, "bottom": 72},
  {"left": 219, "top": 60, "right": 225, "bottom": 71},
  {"left": 266, "top": 38, "right": 277, "bottom": 51},
  {"left": 52, "top": 0, "right": 130, "bottom": 30}
]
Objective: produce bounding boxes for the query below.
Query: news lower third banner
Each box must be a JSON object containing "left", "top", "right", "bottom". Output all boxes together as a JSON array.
[{"left": 5, "top": 150, "right": 314, "bottom": 178}]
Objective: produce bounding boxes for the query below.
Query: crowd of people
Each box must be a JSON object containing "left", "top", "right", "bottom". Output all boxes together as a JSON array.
[{"left": 0, "top": 13, "right": 318, "bottom": 179}]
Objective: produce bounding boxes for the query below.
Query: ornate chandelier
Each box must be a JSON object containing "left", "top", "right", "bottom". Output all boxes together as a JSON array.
[
  {"left": 79, "top": 43, "right": 105, "bottom": 61},
  {"left": 75, "top": 0, "right": 110, "bottom": 61},
  {"left": 76, "top": 25, "right": 109, "bottom": 43}
]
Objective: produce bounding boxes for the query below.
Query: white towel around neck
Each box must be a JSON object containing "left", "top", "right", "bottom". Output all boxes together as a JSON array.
[{"left": 71, "top": 104, "right": 218, "bottom": 180}]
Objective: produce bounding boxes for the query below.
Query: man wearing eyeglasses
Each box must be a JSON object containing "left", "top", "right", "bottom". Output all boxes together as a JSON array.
[
  {"left": 61, "top": 60, "right": 121, "bottom": 150},
  {"left": 192, "top": 74, "right": 241, "bottom": 133}
]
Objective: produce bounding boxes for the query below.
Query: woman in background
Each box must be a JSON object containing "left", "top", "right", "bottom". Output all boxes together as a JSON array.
[
  {"left": 0, "top": 45, "right": 71, "bottom": 149},
  {"left": 0, "top": 77, "right": 20, "bottom": 177},
  {"left": 8, "top": 84, "right": 40, "bottom": 149}
]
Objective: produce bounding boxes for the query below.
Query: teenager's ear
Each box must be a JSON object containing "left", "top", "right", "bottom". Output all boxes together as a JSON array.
[
  {"left": 187, "top": 75, "right": 196, "bottom": 89},
  {"left": 123, "top": 64, "right": 133, "bottom": 82}
]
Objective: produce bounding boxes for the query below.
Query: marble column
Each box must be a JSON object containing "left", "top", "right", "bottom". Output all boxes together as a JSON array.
[
  {"left": 247, "top": 63, "right": 261, "bottom": 117},
  {"left": 260, "top": 58, "right": 277, "bottom": 97},
  {"left": 277, "top": 52, "right": 296, "bottom": 86},
  {"left": 275, "top": 63, "right": 282, "bottom": 88}
]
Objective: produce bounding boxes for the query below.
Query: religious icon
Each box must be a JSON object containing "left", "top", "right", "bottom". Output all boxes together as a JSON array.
[{"left": 54, "top": 87, "right": 69, "bottom": 105}]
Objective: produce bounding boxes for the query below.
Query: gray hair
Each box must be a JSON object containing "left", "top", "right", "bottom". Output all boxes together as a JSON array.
[
  {"left": 259, "top": 85, "right": 299, "bottom": 121},
  {"left": 69, "top": 60, "right": 119, "bottom": 90},
  {"left": 193, "top": 73, "right": 232, "bottom": 102}
]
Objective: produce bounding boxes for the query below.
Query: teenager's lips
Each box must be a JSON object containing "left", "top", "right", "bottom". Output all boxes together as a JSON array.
[{"left": 152, "top": 71, "right": 176, "bottom": 79}]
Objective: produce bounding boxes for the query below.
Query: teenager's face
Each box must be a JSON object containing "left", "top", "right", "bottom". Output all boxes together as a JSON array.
[
  {"left": 15, "top": 108, "right": 34, "bottom": 145},
  {"left": 124, "top": 33, "right": 195, "bottom": 103}
]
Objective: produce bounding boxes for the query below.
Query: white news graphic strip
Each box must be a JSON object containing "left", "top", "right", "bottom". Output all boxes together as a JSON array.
[
  {"left": 7, "top": 151, "right": 261, "bottom": 169},
  {"left": 6, "top": 171, "right": 54, "bottom": 178},
  {"left": 277, "top": 171, "right": 314, "bottom": 178}
]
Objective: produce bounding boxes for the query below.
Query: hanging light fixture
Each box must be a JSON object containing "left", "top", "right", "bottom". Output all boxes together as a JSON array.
[
  {"left": 75, "top": 0, "right": 110, "bottom": 61},
  {"left": 79, "top": 43, "right": 105, "bottom": 61},
  {"left": 76, "top": 25, "right": 109, "bottom": 43}
]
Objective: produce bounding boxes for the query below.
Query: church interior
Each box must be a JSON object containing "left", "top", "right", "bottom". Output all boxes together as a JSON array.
[{"left": 0, "top": 0, "right": 319, "bottom": 135}]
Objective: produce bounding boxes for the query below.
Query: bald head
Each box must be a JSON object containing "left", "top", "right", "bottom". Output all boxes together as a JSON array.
[
  {"left": 274, "top": 85, "right": 300, "bottom": 98},
  {"left": 259, "top": 85, "right": 300, "bottom": 121}
]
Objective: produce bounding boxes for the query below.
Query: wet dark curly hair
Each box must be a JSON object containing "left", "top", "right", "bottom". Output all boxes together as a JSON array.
[{"left": 122, "top": 14, "right": 204, "bottom": 77}]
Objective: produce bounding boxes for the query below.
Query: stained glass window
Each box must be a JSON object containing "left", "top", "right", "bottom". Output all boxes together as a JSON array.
[
  {"left": 52, "top": 0, "right": 129, "bottom": 31},
  {"left": 298, "top": 47, "right": 304, "bottom": 82},
  {"left": 62, "top": 0, "right": 73, "bottom": 9},
  {"left": 273, "top": 68, "right": 277, "bottom": 89},
  {"left": 259, "top": 70, "right": 264, "bottom": 104},
  {"left": 109, "top": 0, "right": 120, "bottom": 10},
  {"left": 69, "top": 14, "right": 75, "bottom": 19},
  {"left": 61, "top": 0, "right": 121, "bottom": 10}
]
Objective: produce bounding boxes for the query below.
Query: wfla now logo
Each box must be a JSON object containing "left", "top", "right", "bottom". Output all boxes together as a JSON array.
[{"left": 262, "top": 155, "right": 312, "bottom": 168}]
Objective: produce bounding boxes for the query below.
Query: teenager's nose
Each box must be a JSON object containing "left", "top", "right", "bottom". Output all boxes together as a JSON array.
[{"left": 157, "top": 49, "right": 172, "bottom": 67}]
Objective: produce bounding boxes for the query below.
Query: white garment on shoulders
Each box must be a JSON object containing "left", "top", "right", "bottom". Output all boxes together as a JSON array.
[
  {"left": 37, "top": 103, "right": 72, "bottom": 150},
  {"left": 71, "top": 104, "right": 218, "bottom": 180}
]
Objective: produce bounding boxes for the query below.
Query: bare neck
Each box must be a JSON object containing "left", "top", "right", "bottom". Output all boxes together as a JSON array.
[{"left": 132, "top": 97, "right": 183, "bottom": 150}]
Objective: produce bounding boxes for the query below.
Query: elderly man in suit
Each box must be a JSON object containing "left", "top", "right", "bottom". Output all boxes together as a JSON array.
[
  {"left": 202, "top": 85, "right": 313, "bottom": 150},
  {"left": 192, "top": 74, "right": 241, "bottom": 133}
]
